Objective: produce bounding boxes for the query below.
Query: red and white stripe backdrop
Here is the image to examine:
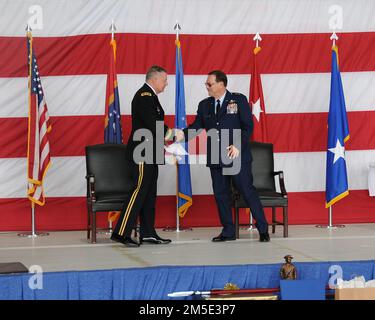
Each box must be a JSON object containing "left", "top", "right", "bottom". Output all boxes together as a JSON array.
[{"left": 1, "top": 0, "right": 375, "bottom": 231}]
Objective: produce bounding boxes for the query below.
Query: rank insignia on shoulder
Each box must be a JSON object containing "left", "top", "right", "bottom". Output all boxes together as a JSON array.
[{"left": 141, "top": 92, "right": 152, "bottom": 97}]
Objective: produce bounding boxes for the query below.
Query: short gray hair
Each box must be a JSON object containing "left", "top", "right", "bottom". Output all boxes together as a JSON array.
[{"left": 146, "top": 65, "right": 167, "bottom": 81}]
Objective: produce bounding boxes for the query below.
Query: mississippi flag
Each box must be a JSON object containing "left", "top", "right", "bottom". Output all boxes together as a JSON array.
[
  {"left": 325, "top": 45, "right": 350, "bottom": 208},
  {"left": 250, "top": 46, "right": 268, "bottom": 142},
  {"left": 27, "top": 32, "right": 52, "bottom": 206}
]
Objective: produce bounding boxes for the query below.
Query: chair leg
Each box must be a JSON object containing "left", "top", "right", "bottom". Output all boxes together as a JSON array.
[
  {"left": 235, "top": 207, "right": 240, "bottom": 239},
  {"left": 283, "top": 206, "right": 288, "bottom": 238},
  {"left": 92, "top": 211, "right": 97, "bottom": 243},
  {"left": 87, "top": 202, "right": 91, "bottom": 240},
  {"left": 272, "top": 207, "right": 276, "bottom": 234}
]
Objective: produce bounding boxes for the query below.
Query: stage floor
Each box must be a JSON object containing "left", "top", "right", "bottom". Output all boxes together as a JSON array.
[{"left": 1, "top": 224, "right": 375, "bottom": 273}]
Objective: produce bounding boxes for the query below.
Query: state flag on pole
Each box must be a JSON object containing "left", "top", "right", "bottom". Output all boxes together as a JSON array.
[
  {"left": 325, "top": 45, "right": 350, "bottom": 208},
  {"left": 104, "top": 38, "right": 123, "bottom": 144},
  {"left": 250, "top": 46, "right": 268, "bottom": 142},
  {"left": 27, "top": 32, "right": 52, "bottom": 206},
  {"left": 247, "top": 45, "right": 267, "bottom": 216},
  {"left": 175, "top": 38, "right": 193, "bottom": 218},
  {"left": 104, "top": 37, "right": 123, "bottom": 222}
]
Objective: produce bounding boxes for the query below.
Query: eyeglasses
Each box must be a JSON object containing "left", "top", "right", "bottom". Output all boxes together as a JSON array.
[{"left": 205, "top": 82, "right": 217, "bottom": 88}]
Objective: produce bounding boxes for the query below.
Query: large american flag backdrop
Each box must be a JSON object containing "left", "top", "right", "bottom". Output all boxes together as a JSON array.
[{"left": 0, "top": 0, "right": 375, "bottom": 231}]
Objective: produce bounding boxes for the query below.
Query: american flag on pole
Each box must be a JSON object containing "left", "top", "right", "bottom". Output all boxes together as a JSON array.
[
  {"left": 27, "top": 31, "right": 52, "bottom": 206},
  {"left": 250, "top": 45, "right": 268, "bottom": 142}
]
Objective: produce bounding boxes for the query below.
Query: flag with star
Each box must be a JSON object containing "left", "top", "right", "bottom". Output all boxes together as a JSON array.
[
  {"left": 104, "top": 37, "right": 123, "bottom": 222},
  {"left": 325, "top": 45, "right": 350, "bottom": 208},
  {"left": 27, "top": 31, "right": 52, "bottom": 206},
  {"left": 104, "top": 37, "right": 122, "bottom": 144},
  {"left": 250, "top": 46, "right": 268, "bottom": 142},
  {"left": 175, "top": 38, "right": 193, "bottom": 217}
]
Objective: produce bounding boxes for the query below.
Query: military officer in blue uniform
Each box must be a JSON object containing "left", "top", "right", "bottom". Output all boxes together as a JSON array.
[
  {"left": 111, "top": 65, "right": 173, "bottom": 247},
  {"left": 177, "top": 70, "right": 270, "bottom": 242}
]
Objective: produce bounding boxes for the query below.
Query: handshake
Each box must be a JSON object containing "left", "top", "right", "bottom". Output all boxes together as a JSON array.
[
  {"left": 164, "top": 128, "right": 185, "bottom": 142},
  {"left": 164, "top": 127, "right": 239, "bottom": 159}
]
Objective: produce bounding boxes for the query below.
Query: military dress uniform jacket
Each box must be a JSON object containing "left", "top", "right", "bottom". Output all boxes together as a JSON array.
[
  {"left": 126, "top": 83, "right": 169, "bottom": 165},
  {"left": 184, "top": 90, "right": 253, "bottom": 167}
]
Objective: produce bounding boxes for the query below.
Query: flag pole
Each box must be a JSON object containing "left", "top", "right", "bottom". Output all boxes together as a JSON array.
[
  {"left": 163, "top": 21, "right": 192, "bottom": 233},
  {"left": 18, "top": 25, "right": 49, "bottom": 238},
  {"left": 243, "top": 213, "right": 256, "bottom": 231},
  {"left": 175, "top": 21, "right": 181, "bottom": 233},
  {"left": 253, "top": 32, "right": 262, "bottom": 49},
  {"left": 244, "top": 33, "right": 262, "bottom": 232},
  {"left": 99, "top": 20, "right": 118, "bottom": 236},
  {"left": 163, "top": 153, "right": 184, "bottom": 232},
  {"left": 110, "top": 19, "right": 116, "bottom": 40},
  {"left": 316, "top": 32, "right": 345, "bottom": 230},
  {"left": 316, "top": 205, "right": 345, "bottom": 229},
  {"left": 176, "top": 162, "right": 180, "bottom": 232},
  {"left": 108, "top": 19, "right": 116, "bottom": 234},
  {"left": 31, "top": 202, "right": 36, "bottom": 236},
  {"left": 175, "top": 20, "right": 180, "bottom": 42},
  {"left": 164, "top": 21, "right": 183, "bottom": 233},
  {"left": 18, "top": 202, "right": 49, "bottom": 238}
]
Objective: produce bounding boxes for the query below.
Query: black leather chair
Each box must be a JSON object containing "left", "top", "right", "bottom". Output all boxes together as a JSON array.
[
  {"left": 85, "top": 144, "right": 136, "bottom": 243},
  {"left": 231, "top": 141, "right": 288, "bottom": 238}
]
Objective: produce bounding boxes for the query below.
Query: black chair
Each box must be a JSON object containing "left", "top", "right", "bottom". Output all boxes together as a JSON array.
[
  {"left": 231, "top": 141, "right": 288, "bottom": 238},
  {"left": 85, "top": 144, "right": 136, "bottom": 243}
]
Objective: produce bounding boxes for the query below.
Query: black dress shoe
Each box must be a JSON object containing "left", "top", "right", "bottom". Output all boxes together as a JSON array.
[
  {"left": 259, "top": 233, "right": 270, "bottom": 242},
  {"left": 111, "top": 234, "right": 140, "bottom": 247},
  {"left": 212, "top": 235, "right": 236, "bottom": 242},
  {"left": 141, "top": 236, "right": 172, "bottom": 244}
]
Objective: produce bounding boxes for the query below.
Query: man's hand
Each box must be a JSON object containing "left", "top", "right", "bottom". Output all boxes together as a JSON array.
[
  {"left": 175, "top": 129, "right": 185, "bottom": 142},
  {"left": 227, "top": 145, "right": 239, "bottom": 159},
  {"left": 164, "top": 128, "right": 174, "bottom": 141}
]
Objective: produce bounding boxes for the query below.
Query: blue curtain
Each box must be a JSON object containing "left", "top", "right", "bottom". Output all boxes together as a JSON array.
[{"left": 0, "top": 261, "right": 374, "bottom": 300}]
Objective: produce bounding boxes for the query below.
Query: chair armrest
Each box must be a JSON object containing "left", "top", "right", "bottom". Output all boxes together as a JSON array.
[
  {"left": 273, "top": 171, "right": 287, "bottom": 197},
  {"left": 273, "top": 171, "right": 283, "bottom": 176},
  {"left": 85, "top": 174, "right": 96, "bottom": 202}
]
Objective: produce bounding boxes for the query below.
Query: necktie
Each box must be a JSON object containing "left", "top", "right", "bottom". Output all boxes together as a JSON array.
[{"left": 216, "top": 99, "right": 221, "bottom": 119}]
